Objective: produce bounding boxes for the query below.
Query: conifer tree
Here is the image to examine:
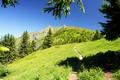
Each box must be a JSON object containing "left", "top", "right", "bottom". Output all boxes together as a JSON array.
[
  {"left": 42, "top": 28, "right": 52, "bottom": 49},
  {"left": 93, "top": 30, "right": 103, "bottom": 40},
  {"left": 19, "top": 31, "right": 31, "bottom": 58},
  {"left": 31, "top": 40, "right": 37, "bottom": 52},
  {"left": 0, "top": 34, "right": 16, "bottom": 63},
  {"left": 100, "top": 0, "right": 120, "bottom": 40},
  {"left": 1, "top": 0, "right": 84, "bottom": 18}
]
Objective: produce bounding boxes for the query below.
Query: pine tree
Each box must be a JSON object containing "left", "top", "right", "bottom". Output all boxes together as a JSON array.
[
  {"left": 19, "top": 31, "right": 31, "bottom": 58},
  {"left": 100, "top": 0, "right": 120, "bottom": 40},
  {"left": 1, "top": 0, "right": 84, "bottom": 18},
  {"left": 31, "top": 40, "right": 37, "bottom": 52},
  {"left": 93, "top": 30, "right": 103, "bottom": 40},
  {"left": 42, "top": 28, "right": 52, "bottom": 49},
  {"left": 0, "top": 34, "right": 16, "bottom": 63}
]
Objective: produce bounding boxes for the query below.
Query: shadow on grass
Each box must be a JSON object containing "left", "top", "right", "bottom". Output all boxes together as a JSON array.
[
  {"left": 58, "top": 50, "right": 120, "bottom": 73},
  {"left": 58, "top": 57, "right": 81, "bottom": 72}
]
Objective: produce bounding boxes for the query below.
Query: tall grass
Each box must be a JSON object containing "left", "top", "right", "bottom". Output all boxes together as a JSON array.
[
  {"left": 0, "top": 64, "right": 9, "bottom": 78},
  {"left": 113, "top": 70, "right": 120, "bottom": 80},
  {"left": 79, "top": 68, "right": 104, "bottom": 80}
]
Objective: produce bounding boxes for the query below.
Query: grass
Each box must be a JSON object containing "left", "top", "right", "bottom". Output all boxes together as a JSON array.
[
  {"left": 3, "top": 38, "right": 120, "bottom": 80},
  {"left": 79, "top": 68, "right": 104, "bottom": 80},
  {"left": 0, "top": 64, "right": 9, "bottom": 78},
  {"left": 113, "top": 70, "right": 120, "bottom": 80}
]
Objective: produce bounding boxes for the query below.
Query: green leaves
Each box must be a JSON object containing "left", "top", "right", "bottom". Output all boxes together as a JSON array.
[
  {"left": 78, "top": 0, "right": 85, "bottom": 13},
  {"left": 1, "top": 0, "right": 18, "bottom": 8},
  {"left": 1, "top": 0, "right": 85, "bottom": 18},
  {"left": 44, "top": 0, "right": 85, "bottom": 19}
]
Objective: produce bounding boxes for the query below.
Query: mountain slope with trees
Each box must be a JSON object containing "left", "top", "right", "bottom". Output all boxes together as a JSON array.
[
  {"left": 0, "top": 26, "right": 103, "bottom": 64},
  {"left": 52, "top": 26, "right": 97, "bottom": 45},
  {"left": 25, "top": 26, "right": 102, "bottom": 46},
  {"left": 3, "top": 38, "right": 120, "bottom": 80}
]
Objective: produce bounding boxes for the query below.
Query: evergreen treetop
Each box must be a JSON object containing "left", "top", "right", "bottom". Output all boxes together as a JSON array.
[{"left": 100, "top": 0, "right": 120, "bottom": 40}]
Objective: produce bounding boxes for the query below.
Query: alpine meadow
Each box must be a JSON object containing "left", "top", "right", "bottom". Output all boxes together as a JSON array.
[{"left": 0, "top": 0, "right": 120, "bottom": 80}]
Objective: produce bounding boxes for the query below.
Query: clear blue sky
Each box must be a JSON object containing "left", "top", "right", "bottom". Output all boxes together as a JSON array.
[{"left": 0, "top": 0, "right": 105, "bottom": 37}]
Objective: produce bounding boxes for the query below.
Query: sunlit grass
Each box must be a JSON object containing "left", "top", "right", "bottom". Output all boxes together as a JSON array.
[{"left": 4, "top": 38, "right": 120, "bottom": 80}]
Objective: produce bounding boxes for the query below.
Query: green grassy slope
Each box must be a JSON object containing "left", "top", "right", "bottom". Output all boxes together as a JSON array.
[
  {"left": 4, "top": 38, "right": 120, "bottom": 80},
  {"left": 17, "top": 26, "right": 95, "bottom": 46},
  {"left": 53, "top": 26, "right": 95, "bottom": 45}
]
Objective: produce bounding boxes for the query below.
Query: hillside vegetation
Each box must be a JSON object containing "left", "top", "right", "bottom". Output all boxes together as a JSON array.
[
  {"left": 0, "top": 26, "right": 102, "bottom": 64},
  {"left": 15, "top": 26, "right": 98, "bottom": 49},
  {"left": 25, "top": 26, "right": 97, "bottom": 45},
  {"left": 3, "top": 38, "right": 120, "bottom": 80},
  {"left": 53, "top": 26, "right": 96, "bottom": 45}
]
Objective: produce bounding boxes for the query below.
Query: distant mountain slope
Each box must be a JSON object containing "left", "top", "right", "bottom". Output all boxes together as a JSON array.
[
  {"left": 17, "top": 26, "right": 96, "bottom": 47},
  {"left": 16, "top": 26, "right": 60, "bottom": 46},
  {"left": 4, "top": 38, "right": 120, "bottom": 80},
  {"left": 27, "top": 26, "right": 96, "bottom": 46},
  {"left": 52, "top": 26, "right": 95, "bottom": 45}
]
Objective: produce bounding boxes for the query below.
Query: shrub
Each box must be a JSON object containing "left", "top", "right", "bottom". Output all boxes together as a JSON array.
[
  {"left": 34, "top": 74, "right": 40, "bottom": 80},
  {"left": 113, "top": 70, "right": 120, "bottom": 80},
  {"left": 79, "top": 68, "right": 104, "bottom": 80},
  {"left": 0, "top": 64, "right": 9, "bottom": 77}
]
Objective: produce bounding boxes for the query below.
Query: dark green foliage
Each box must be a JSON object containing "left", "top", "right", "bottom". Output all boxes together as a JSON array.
[
  {"left": 1, "top": 0, "right": 18, "bottom": 7},
  {"left": 100, "top": 0, "right": 120, "bottom": 40},
  {"left": 1, "top": 0, "right": 84, "bottom": 18},
  {"left": 79, "top": 68, "right": 104, "bottom": 80},
  {"left": 0, "top": 63, "right": 9, "bottom": 77},
  {"left": 0, "top": 34, "right": 16, "bottom": 63},
  {"left": 114, "top": 71, "right": 120, "bottom": 80},
  {"left": 31, "top": 40, "right": 38, "bottom": 52},
  {"left": 44, "top": 0, "right": 85, "bottom": 18},
  {"left": 42, "top": 28, "right": 52, "bottom": 49},
  {"left": 19, "top": 31, "right": 31, "bottom": 58},
  {"left": 53, "top": 27, "right": 95, "bottom": 45},
  {"left": 0, "top": 34, "right": 16, "bottom": 52},
  {"left": 93, "top": 30, "right": 103, "bottom": 40}
]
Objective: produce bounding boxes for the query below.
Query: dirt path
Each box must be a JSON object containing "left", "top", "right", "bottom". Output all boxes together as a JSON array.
[
  {"left": 69, "top": 72, "right": 78, "bottom": 80},
  {"left": 104, "top": 71, "right": 113, "bottom": 80},
  {"left": 69, "top": 71, "right": 113, "bottom": 80}
]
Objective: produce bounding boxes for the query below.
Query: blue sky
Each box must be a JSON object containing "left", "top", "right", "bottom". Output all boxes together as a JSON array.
[{"left": 0, "top": 0, "right": 105, "bottom": 37}]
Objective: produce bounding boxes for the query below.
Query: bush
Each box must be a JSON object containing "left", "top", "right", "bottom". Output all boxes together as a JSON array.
[
  {"left": 79, "top": 68, "right": 104, "bottom": 80},
  {"left": 0, "top": 64, "right": 9, "bottom": 77},
  {"left": 113, "top": 70, "right": 120, "bottom": 80}
]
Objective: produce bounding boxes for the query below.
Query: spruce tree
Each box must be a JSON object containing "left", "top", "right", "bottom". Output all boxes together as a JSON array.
[
  {"left": 31, "top": 40, "right": 37, "bottom": 52},
  {"left": 1, "top": 0, "right": 84, "bottom": 18},
  {"left": 100, "top": 0, "right": 120, "bottom": 40},
  {"left": 0, "top": 34, "right": 16, "bottom": 63},
  {"left": 42, "top": 28, "right": 52, "bottom": 49},
  {"left": 93, "top": 30, "right": 103, "bottom": 40},
  {"left": 19, "top": 31, "right": 31, "bottom": 58}
]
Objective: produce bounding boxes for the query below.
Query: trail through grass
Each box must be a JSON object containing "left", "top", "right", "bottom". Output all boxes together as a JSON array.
[{"left": 3, "top": 38, "right": 120, "bottom": 80}]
